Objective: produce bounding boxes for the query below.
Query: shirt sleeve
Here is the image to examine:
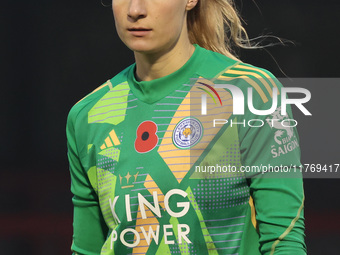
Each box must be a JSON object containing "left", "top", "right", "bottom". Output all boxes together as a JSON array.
[
  {"left": 66, "top": 107, "right": 109, "bottom": 255},
  {"left": 237, "top": 73, "right": 307, "bottom": 255}
]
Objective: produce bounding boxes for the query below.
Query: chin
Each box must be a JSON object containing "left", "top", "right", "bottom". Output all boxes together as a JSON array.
[{"left": 125, "top": 40, "right": 157, "bottom": 54}]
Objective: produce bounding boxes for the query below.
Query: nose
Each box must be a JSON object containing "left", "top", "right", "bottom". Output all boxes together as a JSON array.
[{"left": 128, "top": 0, "right": 147, "bottom": 21}]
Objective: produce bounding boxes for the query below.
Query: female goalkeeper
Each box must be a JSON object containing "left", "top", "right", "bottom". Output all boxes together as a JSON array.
[{"left": 66, "top": 0, "right": 306, "bottom": 254}]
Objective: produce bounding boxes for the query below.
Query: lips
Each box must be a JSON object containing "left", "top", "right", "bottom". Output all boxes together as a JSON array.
[
  {"left": 127, "top": 27, "right": 152, "bottom": 36},
  {"left": 128, "top": 28, "right": 152, "bottom": 32}
]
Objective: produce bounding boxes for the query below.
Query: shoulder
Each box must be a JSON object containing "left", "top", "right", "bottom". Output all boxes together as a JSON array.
[
  {"left": 199, "top": 46, "right": 282, "bottom": 105},
  {"left": 196, "top": 46, "right": 240, "bottom": 78},
  {"left": 218, "top": 61, "right": 283, "bottom": 105},
  {"left": 66, "top": 64, "right": 134, "bottom": 126},
  {"left": 197, "top": 47, "right": 281, "bottom": 99},
  {"left": 220, "top": 61, "right": 279, "bottom": 82}
]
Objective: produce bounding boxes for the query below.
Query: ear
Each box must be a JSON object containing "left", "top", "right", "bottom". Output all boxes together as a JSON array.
[{"left": 186, "top": 0, "right": 198, "bottom": 11}]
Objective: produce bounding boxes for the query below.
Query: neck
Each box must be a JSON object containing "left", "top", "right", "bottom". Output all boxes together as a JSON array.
[{"left": 134, "top": 38, "right": 195, "bottom": 82}]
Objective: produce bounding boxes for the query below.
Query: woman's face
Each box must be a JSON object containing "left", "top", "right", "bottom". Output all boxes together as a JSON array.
[{"left": 112, "top": 0, "right": 196, "bottom": 54}]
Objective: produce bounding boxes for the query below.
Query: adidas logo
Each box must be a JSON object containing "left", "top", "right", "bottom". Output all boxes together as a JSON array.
[{"left": 100, "top": 129, "right": 121, "bottom": 150}]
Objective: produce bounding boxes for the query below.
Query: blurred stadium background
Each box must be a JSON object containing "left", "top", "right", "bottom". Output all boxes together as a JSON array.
[{"left": 1, "top": 0, "right": 339, "bottom": 254}]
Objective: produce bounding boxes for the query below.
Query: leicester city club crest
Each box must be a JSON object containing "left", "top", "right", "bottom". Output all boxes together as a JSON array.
[{"left": 172, "top": 117, "right": 203, "bottom": 149}]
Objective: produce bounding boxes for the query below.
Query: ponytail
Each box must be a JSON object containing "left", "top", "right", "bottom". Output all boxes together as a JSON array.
[{"left": 187, "top": 0, "right": 252, "bottom": 60}]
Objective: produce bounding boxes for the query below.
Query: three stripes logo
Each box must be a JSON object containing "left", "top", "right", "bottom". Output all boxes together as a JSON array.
[
  {"left": 100, "top": 129, "right": 121, "bottom": 150},
  {"left": 197, "top": 82, "right": 223, "bottom": 115}
]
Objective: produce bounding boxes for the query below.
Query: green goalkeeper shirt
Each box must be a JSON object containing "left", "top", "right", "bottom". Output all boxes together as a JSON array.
[{"left": 66, "top": 44, "right": 306, "bottom": 255}]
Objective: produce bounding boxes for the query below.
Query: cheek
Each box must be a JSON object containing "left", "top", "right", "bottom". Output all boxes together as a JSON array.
[
  {"left": 156, "top": 9, "right": 183, "bottom": 33},
  {"left": 112, "top": 11, "right": 124, "bottom": 33},
  {"left": 164, "top": 6, "right": 186, "bottom": 31},
  {"left": 112, "top": 4, "right": 124, "bottom": 26}
]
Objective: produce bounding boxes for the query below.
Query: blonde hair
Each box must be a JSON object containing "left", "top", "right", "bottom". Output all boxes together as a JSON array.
[{"left": 187, "top": 0, "right": 252, "bottom": 61}]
